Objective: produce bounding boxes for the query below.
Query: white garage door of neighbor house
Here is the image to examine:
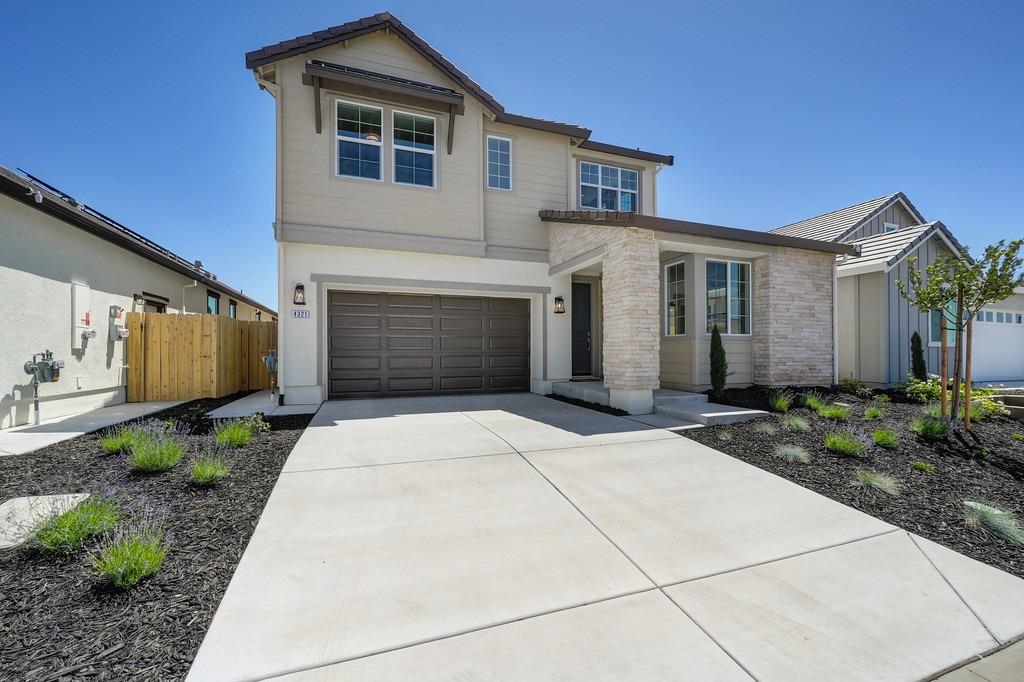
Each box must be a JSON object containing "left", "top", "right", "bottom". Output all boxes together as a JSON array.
[{"left": 971, "top": 309, "right": 1024, "bottom": 382}]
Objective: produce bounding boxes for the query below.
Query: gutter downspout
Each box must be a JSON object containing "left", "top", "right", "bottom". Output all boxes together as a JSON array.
[
  {"left": 182, "top": 280, "right": 199, "bottom": 313},
  {"left": 832, "top": 260, "right": 839, "bottom": 385}
]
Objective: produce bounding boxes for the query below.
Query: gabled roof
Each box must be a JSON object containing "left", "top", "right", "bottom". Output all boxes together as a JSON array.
[
  {"left": 771, "top": 192, "right": 926, "bottom": 243},
  {"left": 835, "top": 221, "right": 965, "bottom": 276},
  {"left": 0, "top": 165, "right": 277, "bottom": 315},
  {"left": 245, "top": 12, "right": 673, "bottom": 164}
]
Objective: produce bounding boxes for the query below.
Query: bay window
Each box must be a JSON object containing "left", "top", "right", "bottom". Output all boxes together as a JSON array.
[
  {"left": 579, "top": 161, "right": 638, "bottom": 211},
  {"left": 706, "top": 260, "right": 750, "bottom": 334},
  {"left": 336, "top": 101, "right": 382, "bottom": 180},
  {"left": 393, "top": 110, "right": 435, "bottom": 187},
  {"left": 665, "top": 261, "right": 686, "bottom": 335}
]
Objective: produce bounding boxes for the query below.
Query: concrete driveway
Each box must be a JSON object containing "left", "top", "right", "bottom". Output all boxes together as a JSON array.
[{"left": 188, "top": 393, "right": 1024, "bottom": 681}]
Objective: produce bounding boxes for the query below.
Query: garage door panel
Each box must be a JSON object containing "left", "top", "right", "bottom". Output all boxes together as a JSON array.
[{"left": 328, "top": 291, "right": 530, "bottom": 398}]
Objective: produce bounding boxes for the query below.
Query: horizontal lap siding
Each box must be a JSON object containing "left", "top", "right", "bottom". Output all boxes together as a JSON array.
[{"left": 660, "top": 338, "right": 693, "bottom": 388}]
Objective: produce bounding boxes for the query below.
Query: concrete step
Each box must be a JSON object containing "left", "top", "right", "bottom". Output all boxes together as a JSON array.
[
  {"left": 654, "top": 402, "right": 767, "bottom": 426},
  {"left": 654, "top": 393, "right": 709, "bottom": 408}
]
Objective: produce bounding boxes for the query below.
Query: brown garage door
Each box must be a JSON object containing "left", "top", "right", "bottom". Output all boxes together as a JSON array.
[{"left": 327, "top": 291, "right": 530, "bottom": 398}]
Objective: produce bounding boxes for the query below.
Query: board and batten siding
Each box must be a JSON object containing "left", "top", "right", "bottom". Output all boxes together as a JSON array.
[
  {"left": 846, "top": 202, "right": 921, "bottom": 241},
  {"left": 885, "top": 234, "right": 957, "bottom": 384},
  {"left": 837, "top": 272, "right": 888, "bottom": 385}
]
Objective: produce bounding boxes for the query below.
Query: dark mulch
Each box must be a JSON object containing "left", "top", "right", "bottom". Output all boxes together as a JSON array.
[
  {"left": 0, "top": 394, "right": 312, "bottom": 680},
  {"left": 546, "top": 393, "right": 629, "bottom": 416},
  {"left": 683, "top": 386, "right": 1024, "bottom": 579}
]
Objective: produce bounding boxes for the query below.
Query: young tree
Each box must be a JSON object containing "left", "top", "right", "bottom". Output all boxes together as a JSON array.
[
  {"left": 709, "top": 324, "right": 728, "bottom": 399},
  {"left": 910, "top": 331, "right": 927, "bottom": 381}
]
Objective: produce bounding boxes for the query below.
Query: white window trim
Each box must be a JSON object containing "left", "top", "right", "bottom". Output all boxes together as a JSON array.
[
  {"left": 705, "top": 259, "right": 752, "bottom": 336},
  {"left": 578, "top": 160, "right": 640, "bottom": 212},
  {"left": 883, "top": 222, "right": 900, "bottom": 233},
  {"left": 334, "top": 98, "right": 384, "bottom": 183},
  {"left": 392, "top": 108, "right": 437, "bottom": 189},
  {"left": 485, "top": 134, "right": 513, "bottom": 191},
  {"left": 663, "top": 259, "right": 687, "bottom": 337}
]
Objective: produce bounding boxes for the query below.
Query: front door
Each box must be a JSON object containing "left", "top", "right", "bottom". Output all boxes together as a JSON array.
[{"left": 571, "top": 282, "right": 592, "bottom": 375}]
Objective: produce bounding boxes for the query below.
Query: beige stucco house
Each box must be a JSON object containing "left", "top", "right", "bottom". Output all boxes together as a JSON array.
[
  {"left": 249, "top": 12, "right": 855, "bottom": 414},
  {"left": 0, "top": 166, "right": 276, "bottom": 429}
]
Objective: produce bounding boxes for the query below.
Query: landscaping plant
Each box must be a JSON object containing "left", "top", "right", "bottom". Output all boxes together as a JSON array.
[
  {"left": 909, "top": 415, "right": 949, "bottom": 441},
  {"left": 753, "top": 421, "right": 778, "bottom": 435},
  {"left": 964, "top": 501, "right": 1024, "bottom": 544},
  {"left": 910, "top": 331, "right": 927, "bottom": 381},
  {"left": 863, "top": 406, "right": 885, "bottom": 421},
  {"left": 767, "top": 389, "right": 793, "bottom": 413},
  {"left": 128, "top": 435, "right": 185, "bottom": 473},
  {"left": 873, "top": 394, "right": 891, "bottom": 403},
  {"left": 871, "top": 427, "right": 898, "bottom": 449},
  {"left": 99, "top": 425, "right": 149, "bottom": 455},
  {"left": 802, "top": 391, "right": 828, "bottom": 411},
  {"left": 911, "top": 461, "right": 934, "bottom": 474},
  {"left": 214, "top": 414, "right": 270, "bottom": 448},
  {"left": 838, "top": 377, "right": 873, "bottom": 399},
  {"left": 817, "top": 404, "right": 850, "bottom": 421},
  {"left": 784, "top": 415, "right": 810, "bottom": 432},
  {"left": 824, "top": 432, "right": 862, "bottom": 456},
  {"left": 709, "top": 324, "right": 728, "bottom": 399},
  {"left": 31, "top": 497, "right": 120, "bottom": 554},
  {"left": 773, "top": 445, "right": 810, "bottom": 463},
  {"left": 853, "top": 470, "right": 900, "bottom": 496},
  {"left": 91, "top": 522, "right": 168, "bottom": 589},
  {"left": 191, "top": 452, "right": 231, "bottom": 487}
]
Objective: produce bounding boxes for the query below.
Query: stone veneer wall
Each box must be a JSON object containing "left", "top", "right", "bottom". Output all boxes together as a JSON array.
[
  {"left": 550, "top": 223, "right": 660, "bottom": 391},
  {"left": 753, "top": 247, "right": 835, "bottom": 386}
]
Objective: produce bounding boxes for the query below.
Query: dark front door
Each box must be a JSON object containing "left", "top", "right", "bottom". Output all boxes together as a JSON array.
[{"left": 571, "top": 282, "right": 592, "bottom": 375}]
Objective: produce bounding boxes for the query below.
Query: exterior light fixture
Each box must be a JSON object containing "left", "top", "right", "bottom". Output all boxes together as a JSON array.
[
  {"left": 553, "top": 296, "right": 566, "bottom": 314},
  {"left": 293, "top": 283, "right": 306, "bottom": 305}
]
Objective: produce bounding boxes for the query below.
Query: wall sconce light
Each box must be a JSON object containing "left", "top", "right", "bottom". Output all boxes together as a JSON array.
[
  {"left": 293, "top": 283, "right": 306, "bottom": 305},
  {"left": 553, "top": 296, "right": 566, "bottom": 314}
]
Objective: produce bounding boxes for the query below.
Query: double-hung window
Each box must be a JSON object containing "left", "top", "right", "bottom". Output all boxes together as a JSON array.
[
  {"left": 486, "top": 135, "right": 512, "bottom": 190},
  {"left": 337, "top": 101, "right": 382, "bottom": 180},
  {"left": 579, "top": 162, "right": 638, "bottom": 211},
  {"left": 706, "top": 260, "right": 750, "bottom": 334},
  {"left": 393, "top": 111, "right": 435, "bottom": 187},
  {"left": 929, "top": 301, "right": 957, "bottom": 346},
  {"left": 665, "top": 262, "right": 686, "bottom": 335}
]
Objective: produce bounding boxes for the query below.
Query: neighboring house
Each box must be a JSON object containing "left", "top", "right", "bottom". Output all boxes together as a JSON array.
[
  {"left": 771, "top": 192, "right": 1018, "bottom": 386},
  {"left": 0, "top": 166, "right": 277, "bottom": 429},
  {"left": 247, "top": 12, "right": 855, "bottom": 414}
]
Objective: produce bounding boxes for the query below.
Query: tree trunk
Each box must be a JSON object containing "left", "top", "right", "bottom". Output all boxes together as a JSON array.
[
  {"left": 964, "top": 316, "right": 974, "bottom": 429},
  {"left": 950, "top": 288, "right": 965, "bottom": 423},
  {"left": 940, "top": 313, "right": 948, "bottom": 418}
]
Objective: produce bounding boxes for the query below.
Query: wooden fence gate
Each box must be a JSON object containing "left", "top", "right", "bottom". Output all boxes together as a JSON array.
[{"left": 125, "top": 312, "right": 277, "bottom": 402}]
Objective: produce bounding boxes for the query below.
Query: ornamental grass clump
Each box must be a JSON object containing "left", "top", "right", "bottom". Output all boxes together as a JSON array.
[
  {"left": 817, "top": 404, "right": 850, "bottom": 421},
  {"left": 854, "top": 470, "right": 900, "bottom": 496},
  {"left": 784, "top": 415, "right": 810, "bottom": 432},
  {"left": 99, "top": 425, "right": 148, "bottom": 454},
  {"left": 802, "top": 391, "right": 828, "bottom": 412},
  {"left": 190, "top": 453, "right": 231, "bottom": 487},
  {"left": 911, "top": 461, "right": 934, "bottom": 474},
  {"left": 773, "top": 445, "right": 810, "bottom": 464},
  {"left": 825, "top": 432, "right": 862, "bottom": 457},
  {"left": 863, "top": 406, "right": 885, "bottom": 421},
  {"left": 128, "top": 435, "right": 185, "bottom": 473},
  {"left": 753, "top": 421, "right": 778, "bottom": 435},
  {"left": 909, "top": 415, "right": 948, "bottom": 441},
  {"left": 31, "top": 497, "right": 120, "bottom": 554},
  {"left": 214, "top": 414, "right": 270, "bottom": 448},
  {"left": 964, "top": 501, "right": 1024, "bottom": 544},
  {"left": 768, "top": 389, "right": 794, "bottom": 413},
  {"left": 91, "top": 523, "right": 168, "bottom": 589},
  {"left": 871, "top": 427, "right": 898, "bottom": 449}
]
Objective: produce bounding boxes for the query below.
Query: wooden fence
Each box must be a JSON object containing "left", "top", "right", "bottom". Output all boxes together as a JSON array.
[{"left": 125, "top": 312, "right": 277, "bottom": 402}]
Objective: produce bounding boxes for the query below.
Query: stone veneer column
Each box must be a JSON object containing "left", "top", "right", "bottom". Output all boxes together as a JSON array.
[
  {"left": 753, "top": 247, "right": 835, "bottom": 386},
  {"left": 550, "top": 223, "right": 661, "bottom": 414}
]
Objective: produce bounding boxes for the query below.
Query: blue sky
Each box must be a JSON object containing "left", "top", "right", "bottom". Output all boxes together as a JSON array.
[{"left": 3, "top": 1, "right": 1021, "bottom": 308}]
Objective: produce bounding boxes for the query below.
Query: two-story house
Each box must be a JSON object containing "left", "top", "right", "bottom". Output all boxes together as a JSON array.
[{"left": 247, "top": 12, "right": 856, "bottom": 414}]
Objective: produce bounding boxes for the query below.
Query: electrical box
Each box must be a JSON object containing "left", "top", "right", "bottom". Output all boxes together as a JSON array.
[
  {"left": 72, "top": 282, "right": 94, "bottom": 349},
  {"left": 109, "top": 305, "right": 128, "bottom": 341}
]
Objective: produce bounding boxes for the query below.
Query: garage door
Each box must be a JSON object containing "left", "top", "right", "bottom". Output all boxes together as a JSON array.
[
  {"left": 327, "top": 291, "right": 531, "bottom": 398},
  {"left": 971, "top": 309, "right": 1024, "bottom": 382}
]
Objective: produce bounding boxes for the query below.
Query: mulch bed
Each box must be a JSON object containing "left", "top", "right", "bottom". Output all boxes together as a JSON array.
[
  {"left": 0, "top": 394, "right": 312, "bottom": 680},
  {"left": 682, "top": 386, "right": 1024, "bottom": 579}
]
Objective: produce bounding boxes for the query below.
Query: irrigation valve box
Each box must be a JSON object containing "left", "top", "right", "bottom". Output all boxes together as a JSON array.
[
  {"left": 24, "top": 350, "right": 64, "bottom": 383},
  {"left": 109, "top": 305, "right": 129, "bottom": 341}
]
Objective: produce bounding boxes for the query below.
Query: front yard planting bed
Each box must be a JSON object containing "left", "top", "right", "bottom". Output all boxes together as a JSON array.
[
  {"left": 0, "top": 395, "right": 311, "bottom": 680},
  {"left": 683, "top": 387, "right": 1024, "bottom": 579}
]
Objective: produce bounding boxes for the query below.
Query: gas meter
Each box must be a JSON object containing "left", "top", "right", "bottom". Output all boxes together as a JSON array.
[{"left": 24, "top": 350, "right": 64, "bottom": 383}]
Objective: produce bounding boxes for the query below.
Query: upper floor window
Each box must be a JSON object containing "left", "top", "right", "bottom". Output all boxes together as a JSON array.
[
  {"left": 883, "top": 222, "right": 899, "bottom": 233},
  {"left": 665, "top": 261, "right": 685, "bottom": 335},
  {"left": 706, "top": 260, "right": 750, "bottom": 334},
  {"left": 255, "top": 311, "right": 261, "bottom": 321},
  {"left": 228, "top": 300, "right": 238, "bottom": 319},
  {"left": 579, "top": 162, "right": 638, "bottom": 211},
  {"left": 487, "top": 136, "right": 512, "bottom": 190},
  {"left": 393, "top": 111, "right": 435, "bottom": 187},
  {"left": 207, "top": 291, "right": 220, "bottom": 315},
  {"left": 337, "top": 101, "right": 382, "bottom": 180}
]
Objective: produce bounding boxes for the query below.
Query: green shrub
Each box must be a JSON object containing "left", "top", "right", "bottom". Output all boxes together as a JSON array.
[
  {"left": 753, "top": 421, "right": 778, "bottom": 435},
  {"left": 214, "top": 414, "right": 270, "bottom": 449},
  {"left": 1012, "top": 433, "right": 1024, "bottom": 442},
  {"left": 854, "top": 470, "right": 900, "bottom": 496},
  {"left": 191, "top": 454, "right": 231, "bottom": 486},
  {"left": 863, "top": 406, "right": 885, "bottom": 421},
  {"left": 910, "top": 331, "right": 927, "bottom": 381},
  {"left": 709, "top": 325, "right": 728, "bottom": 399},
  {"left": 825, "top": 432, "right": 862, "bottom": 456},
  {"left": 898, "top": 377, "right": 1009, "bottom": 417},
  {"left": 838, "top": 377, "right": 873, "bottom": 399},
  {"left": 922, "top": 403, "right": 942, "bottom": 419},
  {"left": 784, "top": 415, "right": 810, "bottom": 432},
  {"left": 31, "top": 497, "right": 120, "bottom": 554},
  {"left": 817, "top": 404, "right": 850, "bottom": 421},
  {"left": 909, "top": 415, "right": 948, "bottom": 441},
  {"left": 99, "top": 425, "right": 147, "bottom": 454},
  {"left": 767, "top": 389, "right": 793, "bottom": 413},
  {"left": 871, "top": 427, "right": 898, "bottom": 449},
  {"left": 91, "top": 525, "right": 167, "bottom": 589},
  {"left": 964, "top": 501, "right": 1024, "bottom": 544},
  {"left": 873, "top": 394, "right": 891, "bottom": 403},
  {"left": 128, "top": 436, "right": 184, "bottom": 472},
  {"left": 773, "top": 445, "right": 810, "bottom": 463},
  {"left": 802, "top": 391, "right": 828, "bottom": 411},
  {"left": 911, "top": 461, "right": 934, "bottom": 474}
]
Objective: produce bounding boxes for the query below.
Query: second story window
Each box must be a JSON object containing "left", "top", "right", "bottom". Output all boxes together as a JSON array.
[
  {"left": 579, "top": 162, "right": 639, "bottom": 212},
  {"left": 228, "top": 300, "right": 238, "bottom": 319},
  {"left": 393, "top": 111, "right": 435, "bottom": 187},
  {"left": 207, "top": 291, "right": 220, "bottom": 315},
  {"left": 486, "top": 136, "right": 512, "bottom": 190},
  {"left": 337, "top": 101, "right": 383, "bottom": 180}
]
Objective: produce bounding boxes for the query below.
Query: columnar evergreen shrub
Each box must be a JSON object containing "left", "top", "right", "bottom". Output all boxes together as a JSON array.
[
  {"left": 709, "top": 325, "right": 728, "bottom": 399},
  {"left": 910, "top": 331, "right": 927, "bottom": 381}
]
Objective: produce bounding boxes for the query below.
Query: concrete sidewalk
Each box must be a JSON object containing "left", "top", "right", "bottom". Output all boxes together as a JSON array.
[
  {"left": 188, "top": 393, "right": 1024, "bottom": 681},
  {"left": 0, "top": 400, "right": 182, "bottom": 456},
  {"left": 206, "top": 390, "right": 320, "bottom": 419}
]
